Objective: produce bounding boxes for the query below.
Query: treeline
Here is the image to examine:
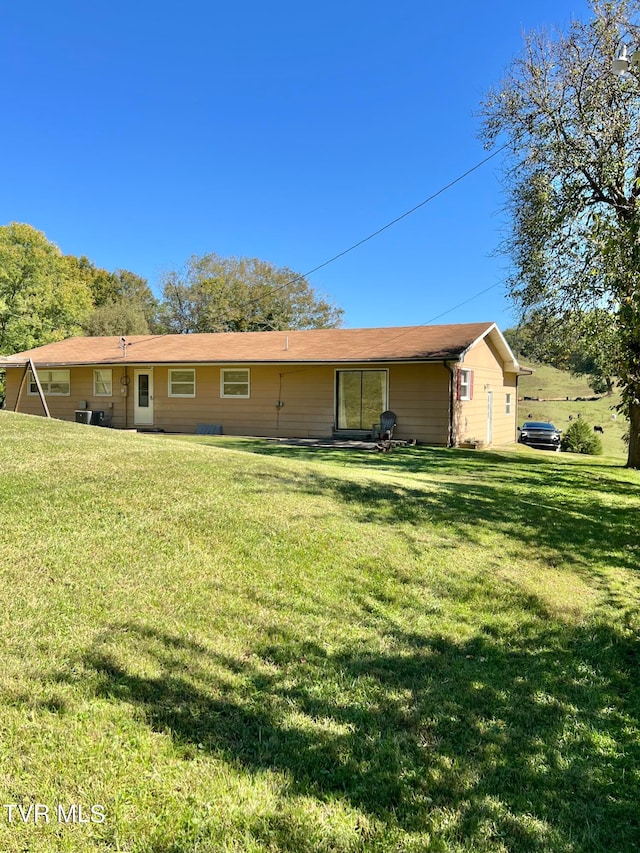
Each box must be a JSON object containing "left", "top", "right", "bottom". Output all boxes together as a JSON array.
[{"left": 0, "top": 222, "right": 343, "bottom": 357}]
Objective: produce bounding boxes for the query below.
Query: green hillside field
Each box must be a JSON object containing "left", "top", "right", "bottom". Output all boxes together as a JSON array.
[
  {"left": 0, "top": 410, "right": 639, "bottom": 852},
  {"left": 517, "top": 363, "right": 627, "bottom": 459}
]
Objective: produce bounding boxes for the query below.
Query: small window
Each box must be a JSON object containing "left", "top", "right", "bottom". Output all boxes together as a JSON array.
[
  {"left": 94, "top": 369, "right": 113, "bottom": 396},
  {"left": 506, "top": 393, "right": 512, "bottom": 415},
  {"left": 457, "top": 368, "right": 473, "bottom": 401},
  {"left": 28, "top": 369, "right": 70, "bottom": 396},
  {"left": 221, "top": 368, "right": 250, "bottom": 398},
  {"left": 169, "top": 368, "right": 196, "bottom": 397}
]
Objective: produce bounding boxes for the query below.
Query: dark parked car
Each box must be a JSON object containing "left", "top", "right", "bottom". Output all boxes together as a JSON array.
[{"left": 518, "top": 421, "right": 562, "bottom": 451}]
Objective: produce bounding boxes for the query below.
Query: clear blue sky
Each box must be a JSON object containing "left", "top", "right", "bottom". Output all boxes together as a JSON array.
[{"left": 1, "top": 0, "right": 591, "bottom": 332}]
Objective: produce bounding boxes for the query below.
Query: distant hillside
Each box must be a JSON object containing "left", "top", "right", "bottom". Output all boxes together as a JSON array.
[
  {"left": 516, "top": 360, "right": 626, "bottom": 459},
  {"left": 518, "top": 362, "right": 597, "bottom": 400}
]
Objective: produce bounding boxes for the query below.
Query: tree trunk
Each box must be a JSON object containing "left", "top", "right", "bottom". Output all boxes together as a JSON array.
[{"left": 627, "top": 399, "right": 640, "bottom": 469}]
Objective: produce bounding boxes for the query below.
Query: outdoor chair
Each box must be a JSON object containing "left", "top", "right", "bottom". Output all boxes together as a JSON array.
[{"left": 372, "top": 410, "right": 397, "bottom": 441}]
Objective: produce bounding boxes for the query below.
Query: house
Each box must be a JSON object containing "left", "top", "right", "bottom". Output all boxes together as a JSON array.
[{"left": 0, "top": 323, "right": 521, "bottom": 446}]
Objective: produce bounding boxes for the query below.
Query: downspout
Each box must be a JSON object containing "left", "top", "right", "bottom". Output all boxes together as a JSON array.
[
  {"left": 123, "top": 366, "right": 128, "bottom": 429},
  {"left": 514, "top": 369, "right": 525, "bottom": 442},
  {"left": 276, "top": 373, "right": 283, "bottom": 436},
  {"left": 445, "top": 361, "right": 457, "bottom": 447}
]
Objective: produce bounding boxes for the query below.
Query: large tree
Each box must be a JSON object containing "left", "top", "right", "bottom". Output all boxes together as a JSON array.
[
  {"left": 0, "top": 223, "right": 93, "bottom": 355},
  {"left": 157, "top": 253, "right": 343, "bottom": 334},
  {"left": 82, "top": 298, "right": 151, "bottom": 336},
  {"left": 481, "top": 0, "right": 640, "bottom": 468}
]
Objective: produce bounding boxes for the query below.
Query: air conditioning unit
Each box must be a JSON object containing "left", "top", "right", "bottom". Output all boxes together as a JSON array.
[
  {"left": 75, "top": 410, "right": 92, "bottom": 425},
  {"left": 91, "top": 410, "right": 106, "bottom": 426}
]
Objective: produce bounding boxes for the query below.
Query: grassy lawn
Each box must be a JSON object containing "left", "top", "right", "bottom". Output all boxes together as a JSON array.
[{"left": 1, "top": 411, "right": 639, "bottom": 852}]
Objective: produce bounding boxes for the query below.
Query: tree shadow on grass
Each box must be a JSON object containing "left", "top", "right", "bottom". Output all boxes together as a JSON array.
[
  {"left": 197, "top": 439, "right": 638, "bottom": 560},
  {"left": 248, "top": 461, "right": 640, "bottom": 576},
  {"left": 193, "top": 437, "right": 634, "bottom": 482},
  {"left": 69, "top": 616, "right": 640, "bottom": 852}
]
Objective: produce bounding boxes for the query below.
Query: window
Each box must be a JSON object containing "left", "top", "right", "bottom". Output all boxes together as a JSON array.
[
  {"left": 94, "top": 369, "right": 113, "bottom": 396},
  {"left": 336, "top": 370, "right": 387, "bottom": 430},
  {"left": 457, "top": 368, "right": 473, "bottom": 401},
  {"left": 221, "top": 368, "right": 250, "bottom": 398},
  {"left": 28, "top": 369, "right": 70, "bottom": 396},
  {"left": 169, "top": 368, "right": 196, "bottom": 397},
  {"left": 505, "top": 393, "right": 512, "bottom": 415}
]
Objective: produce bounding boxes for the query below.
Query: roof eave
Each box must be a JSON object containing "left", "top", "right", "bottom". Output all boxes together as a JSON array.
[{"left": 0, "top": 354, "right": 465, "bottom": 369}]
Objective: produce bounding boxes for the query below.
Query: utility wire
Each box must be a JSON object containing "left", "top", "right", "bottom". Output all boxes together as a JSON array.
[
  {"left": 141, "top": 138, "right": 512, "bottom": 351},
  {"left": 263, "top": 140, "right": 512, "bottom": 368},
  {"left": 278, "top": 279, "right": 507, "bottom": 377},
  {"left": 242, "top": 140, "right": 511, "bottom": 306},
  {"left": 114, "top": 143, "right": 513, "bottom": 357},
  {"left": 422, "top": 281, "right": 505, "bottom": 325}
]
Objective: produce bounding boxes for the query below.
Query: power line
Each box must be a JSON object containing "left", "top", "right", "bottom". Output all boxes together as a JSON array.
[
  {"left": 260, "top": 141, "right": 512, "bottom": 366},
  {"left": 278, "top": 280, "right": 507, "bottom": 376},
  {"left": 300, "top": 144, "right": 510, "bottom": 281},
  {"left": 155, "top": 140, "right": 512, "bottom": 337},
  {"left": 422, "top": 281, "right": 505, "bottom": 325},
  {"left": 242, "top": 141, "right": 511, "bottom": 306}
]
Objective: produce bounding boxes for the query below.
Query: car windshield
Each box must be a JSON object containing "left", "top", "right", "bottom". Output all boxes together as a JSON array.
[{"left": 522, "top": 421, "right": 556, "bottom": 430}]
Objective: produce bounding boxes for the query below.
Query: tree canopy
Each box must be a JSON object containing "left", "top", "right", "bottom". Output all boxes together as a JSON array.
[
  {"left": 65, "top": 256, "right": 160, "bottom": 335},
  {"left": 481, "top": 0, "right": 640, "bottom": 468},
  {"left": 0, "top": 226, "right": 343, "bottom": 354},
  {"left": 157, "top": 253, "right": 343, "bottom": 334},
  {"left": 0, "top": 223, "right": 93, "bottom": 354}
]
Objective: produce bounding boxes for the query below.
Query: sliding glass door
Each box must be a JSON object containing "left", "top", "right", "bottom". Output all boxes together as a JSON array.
[{"left": 336, "top": 370, "right": 387, "bottom": 430}]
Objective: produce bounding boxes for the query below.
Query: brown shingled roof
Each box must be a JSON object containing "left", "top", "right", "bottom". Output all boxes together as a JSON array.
[{"left": 0, "top": 323, "right": 518, "bottom": 369}]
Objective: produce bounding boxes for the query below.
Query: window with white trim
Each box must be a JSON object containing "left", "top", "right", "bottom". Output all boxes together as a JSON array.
[
  {"left": 169, "top": 368, "right": 196, "bottom": 397},
  {"left": 506, "top": 393, "right": 512, "bottom": 415},
  {"left": 28, "top": 369, "right": 70, "bottom": 396},
  {"left": 457, "top": 368, "right": 473, "bottom": 401},
  {"left": 221, "top": 368, "right": 250, "bottom": 398},
  {"left": 94, "top": 369, "right": 113, "bottom": 396}
]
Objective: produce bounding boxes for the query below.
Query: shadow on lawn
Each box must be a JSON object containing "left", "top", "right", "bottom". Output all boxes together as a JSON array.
[
  {"left": 75, "top": 617, "right": 640, "bottom": 851},
  {"left": 250, "top": 462, "right": 639, "bottom": 577},
  {"left": 202, "top": 439, "right": 640, "bottom": 569},
  {"left": 202, "top": 437, "right": 631, "bottom": 479}
]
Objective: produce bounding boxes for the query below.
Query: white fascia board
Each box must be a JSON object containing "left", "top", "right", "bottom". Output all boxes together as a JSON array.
[{"left": 460, "top": 323, "right": 520, "bottom": 372}]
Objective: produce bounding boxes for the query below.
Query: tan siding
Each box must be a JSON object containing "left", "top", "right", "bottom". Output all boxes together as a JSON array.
[
  {"left": 4, "top": 359, "right": 469, "bottom": 445},
  {"left": 147, "top": 365, "right": 449, "bottom": 441},
  {"left": 455, "top": 338, "right": 518, "bottom": 446},
  {"left": 4, "top": 365, "right": 129, "bottom": 427},
  {"left": 387, "top": 363, "right": 450, "bottom": 444},
  {"left": 277, "top": 367, "right": 335, "bottom": 437}
]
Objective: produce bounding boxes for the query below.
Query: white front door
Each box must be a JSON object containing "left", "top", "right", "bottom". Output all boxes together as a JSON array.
[
  {"left": 134, "top": 369, "right": 154, "bottom": 426},
  {"left": 486, "top": 391, "right": 493, "bottom": 445}
]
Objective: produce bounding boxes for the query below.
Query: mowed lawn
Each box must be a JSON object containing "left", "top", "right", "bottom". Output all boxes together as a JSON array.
[{"left": 1, "top": 412, "right": 639, "bottom": 853}]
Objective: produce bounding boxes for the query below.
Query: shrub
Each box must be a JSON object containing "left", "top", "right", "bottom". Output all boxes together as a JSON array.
[{"left": 560, "top": 419, "right": 603, "bottom": 455}]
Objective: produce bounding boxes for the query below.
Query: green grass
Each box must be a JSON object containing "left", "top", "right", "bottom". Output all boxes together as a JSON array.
[
  {"left": 519, "top": 363, "right": 597, "bottom": 400},
  {"left": 1, "top": 411, "right": 640, "bottom": 852},
  {"left": 518, "top": 363, "right": 627, "bottom": 459}
]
